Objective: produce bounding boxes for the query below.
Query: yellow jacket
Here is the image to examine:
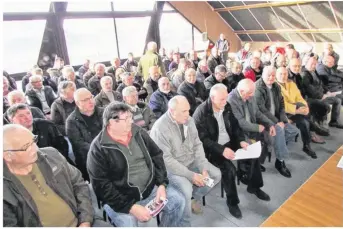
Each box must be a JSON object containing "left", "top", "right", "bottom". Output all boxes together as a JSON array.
[{"left": 277, "top": 80, "right": 307, "bottom": 115}]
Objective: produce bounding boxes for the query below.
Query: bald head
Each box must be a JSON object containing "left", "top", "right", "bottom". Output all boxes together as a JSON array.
[
  {"left": 168, "top": 95, "right": 190, "bottom": 124},
  {"left": 210, "top": 84, "right": 228, "bottom": 111},
  {"left": 305, "top": 57, "right": 317, "bottom": 72},
  {"left": 289, "top": 58, "right": 301, "bottom": 74},
  {"left": 74, "top": 88, "right": 95, "bottom": 114},
  {"left": 3, "top": 124, "right": 32, "bottom": 150},
  {"left": 237, "top": 79, "right": 255, "bottom": 101},
  {"left": 262, "top": 66, "right": 276, "bottom": 86},
  {"left": 324, "top": 55, "right": 335, "bottom": 68}
]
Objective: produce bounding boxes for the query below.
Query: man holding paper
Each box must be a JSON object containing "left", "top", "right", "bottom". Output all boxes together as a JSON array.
[{"left": 193, "top": 84, "right": 269, "bottom": 219}]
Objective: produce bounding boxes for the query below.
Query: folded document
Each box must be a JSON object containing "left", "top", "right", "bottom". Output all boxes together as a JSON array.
[{"left": 233, "top": 141, "right": 262, "bottom": 160}]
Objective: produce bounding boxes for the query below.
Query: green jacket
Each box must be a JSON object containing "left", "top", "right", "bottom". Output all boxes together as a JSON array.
[{"left": 138, "top": 50, "right": 166, "bottom": 81}]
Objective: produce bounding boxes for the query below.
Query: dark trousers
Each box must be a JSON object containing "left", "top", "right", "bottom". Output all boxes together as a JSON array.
[
  {"left": 308, "top": 97, "right": 342, "bottom": 122},
  {"left": 288, "top": 114, "right": 311, "bottom": 145},
  {"left": 336, "top": 93, "right": 343, "bottom": 104},
  {"left": 307, "top": 98, "right": 331, "bottom": 122},
  {"left": 247, "top": 131, "right": 270, "bottom": 164}
]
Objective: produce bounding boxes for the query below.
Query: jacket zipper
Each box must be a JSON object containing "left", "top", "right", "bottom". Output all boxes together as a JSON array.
[{"left": 138, "top": 134, "right": 154, "bottom": 194}]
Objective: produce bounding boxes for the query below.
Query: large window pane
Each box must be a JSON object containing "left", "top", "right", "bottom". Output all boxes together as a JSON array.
[
  {"left": 160, "top": 13, "right": 192, "bottom": 52},
  {"left": 112, "top": 0, "right": 155, "bottom": 11},
  {"left": 163, "top": 3, "right": 174, "bottom": 11},
  {"left": 3, "top": 20, "right": 46, "bottom": 73},
  {"left": 194, "top": 28, "right": 207, "bottom": 51},
  {"left": 66, "top": 1, "right": 111, "bottom": 11},
  {"left": 116, "top": 17, "right": 151, "bottom": 58},
  {"left": 64, "top": 19, "right": 118, "bottom": 64},
  {"left": 4, "top": 1, "right": 50, "bottom": 12}
]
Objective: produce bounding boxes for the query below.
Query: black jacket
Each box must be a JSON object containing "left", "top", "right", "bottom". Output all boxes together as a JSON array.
[
  {"left": 25, "top": 86, "right": 57, "bottom": 113},
  {"left": 51, "top": 97, "right": 76, "bottom": 135},
  {"left": 88, "top": 76, "right": 102, "bottom": 96},
  {"left": 3, "top": 147, "right": 94, "bottom": 227},
  {"left": 227, "top": 72, "right": 244, "bottom": 93},
  {"left": 3, "top": 71, "right": 17, "bottom": 90},
  {"left": 116, "top": 82, "right": 148, "bottom": 100},
  {"left": 22, "top": 74, "right": 31, "bottom": 92},
  {"left": 177, "top": 81, "right": 207, "bottom": 116},
  {"left": 254, "top": 79, "right": 288, "bottom": 124},
  {"left": 207, "top": 55, "right": 223, "bottom": 73},
  {"left": 316, "top": 63, "right": 343, "bottom": 92},
  {"left": 78, "top": 65, "right": 89, "bottom": 79},
  {"left": 204, "top": 74, "right": 230, "bottom": 95},
  {"left": 87, "top": 125, "right": 169, "bottom": 214},
  {"left": 94, "top": 90, "right": 123, "bottom": 108},
  {"left": 193, "top": 99, "right": 245, "bottom": 158},
  {"left": 148, "top": 89, "right": 177, "bottom": 118},
  {"left": 301, "top": 70, "right": 327, "bottom": 100},
  {"left": 287, "top": 69, "right": 306, "bottom": 98}
]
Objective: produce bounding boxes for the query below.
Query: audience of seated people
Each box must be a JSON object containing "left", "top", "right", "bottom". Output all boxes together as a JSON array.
[{"left": 3, "top": 39, "right": 343, "bottom": 226}]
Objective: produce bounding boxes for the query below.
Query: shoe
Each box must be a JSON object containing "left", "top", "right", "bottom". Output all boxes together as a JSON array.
[
  {"left": 275, "top": 159, "right": 291, "bottom": 178},
  {"left": 260, "top": 165, "right": 266, "bottom": 172},
  {"left": 237, "top": 171, "right": 249, "bottom": 185},
  {"left": 311, "top": 132, "right": 326, "bottom": 144},
  {"left": 312, "top": 122, "right": 330, "bottom": 136},
  {"left": 329, "top": 121, "right": 343, "bottom": 129},
  {"left": 191, "top": 199, "right": 203, "bottom": 215},
  {"left": 303, "top": 145, "right": 317, "bottom": 159},
  {"left": 247, "top": 188, "right": 271, "bottom": 201},
  {"left": 227, "top": 202, "right": 242, "bottom": 219}
]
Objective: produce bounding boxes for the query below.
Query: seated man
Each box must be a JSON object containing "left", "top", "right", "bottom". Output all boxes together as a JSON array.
[
  {"left": 188, "top": 50, "right": 200, "bottom": 69},
  {"left": 107, "top": 57, "right": 121, "bottom": 77},
  {"left": 66, "top": 88, "right": 104, "bottom": 181},
  {"left": 255, "top": 66, "right": 316, "bottom": 158},
  {"left": 228, "top": 79, "right": 292, "bottom": 178},
  {"left": 3, "top": 124, "right": 110, "bottom": 227},
  {"left": 123, "top": 86, "right": 156, "bottom": 131},
  {"left": 207, "top": 47, "right": 223, "bottom": 74},
  {"left": 26, "top": 67, "right": 58, "bottom": 93},
  {"left": 121, "top": 52, "right": 138, "bottom": 72},
  {"left": 88, "top": 63, "right": 106, "bottom": 96},
  {"left": 143, "top": 66, "right": 161, "bottom": 102},
  {"left": 227, "top": 62, "right": 245, "bottom": 93},
  {"left": 168, "top": 52, "right": 180, "bottom": 71},
  {"left": 116, "top": 72, "right": 147, "bottom": 100},
  {"left": 51, "top": 81, "right": 77, "bottom": 135},
  {"left": 170, "top": 58, "right": 191, "bottom": 91},
  {"left": 25, "top": 74, "right": 57, "bottom": 117},
  {"left": 78, "top": 59, "right": 90, "bottom": 80},
  {"left": 204, "top": 65, "right": 230, "bottom": 95},
  {"left": 177, "top": 68, "right": 207, "bottom": 116},
  {"left": 59, "top": 65, "right": 86, "bottom": 89},
  {"left": 149, "top": 77, "right": 177, "bottom": 118},
  {"left": 87, "top": 102, "right": 189, "bottom": 227},
  {"left": 193, "top": 84, "right": 270, "bottom": 219},
  {"left": 319, "top": 43, "right": 340, "bottom": 70},
  {"left": 94, "top": 76, "right": 122, "bottom": 108},
  {"left": 243, "top": 57, "right": 263, "bottom": 82},
  {"left": 196, "top": 59, "right": 212, "bottom": 83},
  {"left": 288, "top": 58, "right": 306, "bottom": 98},
  {"left": 6, "top": 103, "right": 71, "bottom": 164},
  {"left": 150, "top": 96, "right": 222, "bottom": 219},
  {"left": 302, "top": 57, "right": 343, "bottom": 129},
  {"left": 235, "top": 43, "right": 252, "bottom": 66}
]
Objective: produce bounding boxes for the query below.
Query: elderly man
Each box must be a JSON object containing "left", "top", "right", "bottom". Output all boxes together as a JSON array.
[
  {"left": 275, "top": 54, "right": 287, "bottom": 69},
  {"left": 216, "top": 33, "right": 230, "bottom": 64},
  {"left": 243, "top": 50, "right": 263, "bottom": 70},
  {"left": 122, "top": 52, "right": 138, "bottom": 72},
  {"left": 170, "top": 58, "right": 191, "bottom": 91},
  {"left": 3, "top": 124, "right": 110, "bottom": 227},
  {"left": 106, "top": 57, "right": 121, "bottom": 77},
  {"left": 244, "top": 57, "right": 263, "bottom": 82},
  {"left": 66, "top": 88, "right": 104, "bottom": 181},
  {"left": 138, "top": 41, "right": 166, "bottom": 81},
  {"left": 25, "top": 74, "right": 57, "bottom": 116},
  {"left": 94, "top": 76, "right": 122, "bottom": 108},
  {"left": 228, "top": 79, "right": 293, "bottom": 178},
  {"left": 204, "top": 65, "right": 230, "bottom": 95},
  {"left": 319, "top": 43, "right": 340, "bottom": 70},
  {"left": 287, "top": 58, "right": 305, "bottom": 97},
  {"left": 227, "top": 62, "right": 245, "bottom": 93},
  {"left": 196, "top": 59, "right": 212, "bottom": 83},
  {"left": 150, "top": 96, "right": 222, "bottom": 219},
  {"left": 168, "top": 52, "right": 180, "bottom": 72},
  {"left": 51, "top": 81, "right": 77, "bottom": 135},
  {"left": 60, "top": 65, "right": 86, "bottom": 89},
  {"left": 149, "top": 77, "right": 177, "bottom": 118},
  {"left": 78, "top": 59, "right": 90, "bottom": 79},
  {"left": 193, "top": 84, "right": 269, "bottom": 219},
  {"left": 236, "top": 43, "right": 252, "bottom": 66},
  {"left": 88, "top": 63, "right": 107, "bottom": 96},
  {"left": 87, "top": 102, "right": 189, "bottom": 227},
  {"left": 302, "top": 57, "right": 343, "bottom": 129},
  {"left": 255, "top": 67, "right": 317, "bottom": 158},
  {"left": 116, "top": 72, "right": 147, "bottom": 100},
  {"left": 143, "top": 66, "right": 161, "bottom": 101},
  {"left": 122, "top": 86, "right": 156, "bottom": 131},
  {"left": 6, "top": 103, "right": 71, "bottom": 164},
  {"left": 26, "top": 67, "right": 58, "bottom": 93},
  {"left": 207, "top": 47, "right": 223, "bottom": 74},
  {"left": 177, "top": 68, "right": 207, "bottom": 116},
  {"left": 163, "top": 49, "right": 174, "bottom": 72}
]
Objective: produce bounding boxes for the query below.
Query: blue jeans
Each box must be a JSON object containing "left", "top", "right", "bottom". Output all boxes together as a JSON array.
[
  {"left": 284, "top": 123, "right": 300, "bottom": 144},
  {"left": 103, "top": 185, "right": 188, "bottom": 227},
  {"left": 272, "top": 124, "right": 292, "bottom": 161}
]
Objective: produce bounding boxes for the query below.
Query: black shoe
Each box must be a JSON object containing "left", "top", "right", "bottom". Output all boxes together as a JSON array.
[
  {"left": 247, "top": 188, "right": 270, "bottom": 201},
  {"left": 260, "top": 165, "right": 266, "bottom": 172},
  {"left": 275, "top": 159, "right": 291, "bottom": 178},
  {"left": 227, "top": 202, "right": 242, "bottom": 219},
  {"left": 237, "top": 171, "right": 249, "bottom": 185},
  {"left": 312, "top": 122, "right": 330, "bottom": 136},
  {"left": 329, "top": 121, "right": 343, "bottom": 129},
  {"left": 303, "top": 145, "right": 317, "bottom": 159}
]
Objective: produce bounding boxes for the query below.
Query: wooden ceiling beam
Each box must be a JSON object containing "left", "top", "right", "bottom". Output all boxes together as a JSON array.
[
  {"left": 235, "top": 28, "right": 343, "bottom": 34},
  {"left": 215, "top": 1, "right": 313, "bottom": 12}
]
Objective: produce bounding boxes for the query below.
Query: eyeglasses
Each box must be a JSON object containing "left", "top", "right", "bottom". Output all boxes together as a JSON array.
[
  {"left": 4, "top": 135, "right": 38, "bottom": 152},
  {"left": 113, "top": 114, "right": 133, "bottom": 122},
  {"left": 80, "top": 95, "right": 94, "bottom": 103}
]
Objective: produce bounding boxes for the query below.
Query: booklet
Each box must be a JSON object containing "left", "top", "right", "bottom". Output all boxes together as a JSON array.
[
  {"left": 145, "top": 198, "right": 168, "bottom": 217},
  {"left": 233, "top": 141, "right": 262, "bottom": 160}
]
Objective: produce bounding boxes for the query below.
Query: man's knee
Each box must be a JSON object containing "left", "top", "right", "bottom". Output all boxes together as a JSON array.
[
  {"left": 222, "top": 160, "right": 236, "bottom": 178},
  {"left": 168, "top": 175, "right": 193, "bottom": 200},
  {"left": 164, "top": 186, "right": 186, "bottom": 213},
  {"left": 208, "top": 163, "right": 222, "bottom": 185}
]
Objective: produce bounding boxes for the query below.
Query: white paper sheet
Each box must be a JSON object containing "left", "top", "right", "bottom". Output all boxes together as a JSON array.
[
  {"left": 233, "top": 141, "right": 262, "bottom": 160},
  {"left": 337, "top": 156, "right": 343, "bottom": 169}
]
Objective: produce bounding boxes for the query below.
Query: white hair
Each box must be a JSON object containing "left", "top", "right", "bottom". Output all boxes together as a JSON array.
[
  {"left": 147, "top": 41, "right": 157, "bottom": 51},
  {"left": 209, "top": 83, "right": 227, "bottom": 97},
  {"left": 100, "top": 76, "right": 113, "bottom": 85},
  {"left": 122, "top": 86, "right": 137, "bottom": 97},
  {"left": 94, "top": 63, "right": 106, "bottom": 70},
  {"left": 7, "top": 90, "right": 25, "bottom": 105},
  {"left": 168, "top": 95, "right": 187, "bottom": 110},
  {"left": 62, "top": 65, "right": 75, "bottom": 77},
  {"left": 29, "top": 74, "right": 43, "bottom": 83}
]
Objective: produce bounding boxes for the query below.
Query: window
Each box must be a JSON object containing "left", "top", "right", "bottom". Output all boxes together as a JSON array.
[
  {"left": 160, "top": 13, "right": 192, "bottom": 53},
  {"left": 194, "top": 27, "right": 207, "bottom": 51},
  {"left": 63, "top": 19, "right": 118, "bottom": 64},
  {"left": 115, "top": 17, "right": 151, "bottom": 58},
  {"left": 3, "top": 20, "right": 46, "bottom": 73},
  {"left": 112, "top": 0, "right": 155, "bottom": 11},
  {"left": 66, "top": 1, "right": 111, "bottom": 11},
  {"left": 3, "top": 1, "right": 50, "bottom": 12},
  {"left": 163, "top": 3, "right": 175, "bottom": 11}
]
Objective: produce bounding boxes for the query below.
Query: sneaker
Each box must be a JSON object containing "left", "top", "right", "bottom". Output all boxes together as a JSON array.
[{"left": 191, "top": 199, "right": 203, "bottom": 215}]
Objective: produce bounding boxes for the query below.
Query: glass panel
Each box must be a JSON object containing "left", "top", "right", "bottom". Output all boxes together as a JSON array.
[
  {"left": 64, "top": 19, "right": 118, "bottom": 64},
  {"left": 115, "top": 17, "right": 151, "bottom": 58},
  {"left": 163, "top": 3, "right": 175, "bottom": 11},
  {"left": 112, "top": 0, "right": 155, "bottom": 11},
  {"left": 66, "top": 1, "right": 111, "bottom": 11},
  {"left": 3, "top": 1, "right": 50, "bottom": 12},
  {"left": 160, "top": 13, "right": 192, "bottom": 53},
  {"left": 194, "top": 27, "right": 207, "bottom": 51},
  {"left": 3, "top": 20, "right": 46, "bottom": 73}
]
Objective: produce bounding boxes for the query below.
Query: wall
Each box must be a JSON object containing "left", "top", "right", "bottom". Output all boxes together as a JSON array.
[{"left": 169, "top": 1, "right": 241, "bottom": 52}]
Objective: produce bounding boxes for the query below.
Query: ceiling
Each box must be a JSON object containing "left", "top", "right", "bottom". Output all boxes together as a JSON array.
[{"left": 207, "top": 1, "right": 343, "bottom": 42}]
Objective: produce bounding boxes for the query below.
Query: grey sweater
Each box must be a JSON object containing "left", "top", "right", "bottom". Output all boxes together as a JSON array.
[{"left": 150, "top": 112, "right": 209, "bottom": 181}]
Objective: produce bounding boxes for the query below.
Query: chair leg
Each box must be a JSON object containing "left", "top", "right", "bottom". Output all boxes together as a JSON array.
[
  {"left": 268, "top": 151, "right": 271, "bottom": 163},
  {"left": 202, "top": 196, "right": 206, "bottom": 206},
  {"left": 156, "top": 213, "right": 161, "bottom": 226},
  {"left": 97, "top": 200, "right": 101, "bottom": 209},
  {"left": 221, "top": 180, "right": 224, "bottom": 198},
  {"left": 103, "top": 209, "right": 107, "bottom": 222}
]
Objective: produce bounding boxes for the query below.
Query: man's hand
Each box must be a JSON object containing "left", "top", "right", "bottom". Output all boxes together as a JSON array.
[
  {"left": 277, "top": 122, "right": 285, "bottom": 129},
  {"left": 240, "top": 141, "right": 249, "bottom": 150},
  {"left": 202, "top": 170, "right": 209, "bottom": 179},
  {"left": 79, "top": 222, "right": 91, "bottom": 227},
  {"left": 45, "top": 114, "right": 52, "bottom": 120},
  {"left": 258, "top": 125, "right": 265, "bottom": 133},
  {"left": 129, "top": 204, "right": 152, "bottom": 222},
  {"left": 192, "top": 173, "right": 205, "bottom": 187},
  {"left": 296, "top": 107, "right": 309, "bottom": 115},
  {"left": 321, "top": 94, "right": 328, "bottom": 100},
  {"left": 223, "top": 148, "right": 235, "bottom": 160},
  {"left": 155, "top": 185, "right": 167, "bottom": 203},
  {"left": 269, "top": 126, "right": 276, "bottom": 137}
]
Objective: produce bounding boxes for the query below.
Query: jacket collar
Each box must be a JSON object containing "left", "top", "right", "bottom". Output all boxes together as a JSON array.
[{"left": 99, "top": 124, "right": 140, "bottom": 147}]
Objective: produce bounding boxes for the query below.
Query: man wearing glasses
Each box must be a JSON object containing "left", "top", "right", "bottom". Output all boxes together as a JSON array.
[
  {"left": 204, "top": 65, "right": 230, "bottom": 96},
  {"left": 87, "top": 102, "right": 189, "bottom": 227},
  {"left": 66, "top": 88, "right": 104, "bottom": 181},
  {"left": 3, "top": 124, "right": 111, "bottom": 227}
]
